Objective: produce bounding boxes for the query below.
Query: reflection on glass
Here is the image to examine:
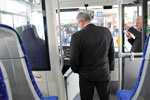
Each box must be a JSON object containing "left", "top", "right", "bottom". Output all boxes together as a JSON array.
[
  {"left": 21, "top": 1, "right": 50, "bottom": 71},
  {"left": 124, "top": 6, "right": 142, "bottom": 52}
]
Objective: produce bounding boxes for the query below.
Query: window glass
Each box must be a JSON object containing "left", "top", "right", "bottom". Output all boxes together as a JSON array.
[
  {"left": 56, "top": 11, "right": 79, "bottom": 46},
  {"left": 0, "top": 14, "right": 13, "bottom": 27},
  {"left": 57, "top": 8, "right": 119, "bottom": 52},
  {"left": 31, "top": 11, "right": 45, "bottom": 39},
  {"left": 21, "top": 0, "right": 50, "bottom": 71},
  {"left": 14, "top": 15, "right": 27, "bottom": 27},
  {"left": 0, "top": 0, "right": 27, "bottom": 15},
  {"left": 91, "top": 7, "right": 119, "bottom": 52},
  {"left": 0, "top": 0, "right": 50, "bottom": 71},
  {"left": 124, "top": 6, "right": 142, "bottom": 52}
]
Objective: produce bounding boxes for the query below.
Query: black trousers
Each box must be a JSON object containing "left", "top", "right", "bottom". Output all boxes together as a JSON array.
[{"left": 79, "top": 77, "right": 110, "bottom": 100}]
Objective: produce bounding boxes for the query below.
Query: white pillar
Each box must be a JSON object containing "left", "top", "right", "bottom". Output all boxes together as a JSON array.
[{"left": 45, "top": 0, "right": 67, "bottom": 100}]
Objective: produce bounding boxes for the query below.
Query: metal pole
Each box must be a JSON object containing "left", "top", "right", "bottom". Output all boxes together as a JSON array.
[
  {"left": 118, "top": 0, "right": 123, "bottom": 89},
  {"left": 142, "top": 0, "right": 147, "bottom": 51},
  {"left": 137, "top": 5, "right": 139, "bottom": 17},
  {"left": 56, "top": 0, "right": 68, "bottom": 100},
  {"left": 56, "top": 0, "right": 64, "bottom": 70},
  {"left": 12, "top": 15, "right": 15, "bottom": 28}
]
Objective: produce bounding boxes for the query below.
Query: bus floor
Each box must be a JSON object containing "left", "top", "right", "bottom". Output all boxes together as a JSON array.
[{"left": 73, "top": 81, "right": 118, "bottom": 100}]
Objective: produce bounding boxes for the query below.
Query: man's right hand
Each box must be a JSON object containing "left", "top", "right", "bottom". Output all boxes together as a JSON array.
[
  {"left": 126, "top": 32, "right": 132, "bottom": 39},
  {"left": 124, "top": 25, "right": 130, "bottom": 30}
]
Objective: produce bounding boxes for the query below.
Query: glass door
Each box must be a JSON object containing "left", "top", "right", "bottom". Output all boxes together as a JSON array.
[
  {"left": 122, "top": 4, "right": 142, "bottom": 53},
  {"left": 119, "top": 4, "right": 144, "bottom": 90}
]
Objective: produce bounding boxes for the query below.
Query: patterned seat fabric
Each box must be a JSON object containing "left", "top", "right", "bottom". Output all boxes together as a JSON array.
[{"left": 0, "top": 68, "right": 8, "bottom": 100}]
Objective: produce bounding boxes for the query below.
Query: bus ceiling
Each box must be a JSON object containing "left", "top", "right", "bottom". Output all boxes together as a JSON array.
[{"left": 58, "top": 0, "right": 137, "bottom": 8}]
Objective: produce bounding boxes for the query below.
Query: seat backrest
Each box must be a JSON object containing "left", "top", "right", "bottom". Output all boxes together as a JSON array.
[
  {"left": 131, "top": 34, "right": 150, "bottom": 100},
  {"left": 22, "top": 25, "right": 48, "bottom": 70},
  {"left": 0, "top": 24, "right": 44, "bottom": 100}
]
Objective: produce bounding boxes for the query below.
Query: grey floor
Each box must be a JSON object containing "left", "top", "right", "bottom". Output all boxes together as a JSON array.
[{"left": 73, "top": 81, "right": 118, "bottom": 100}]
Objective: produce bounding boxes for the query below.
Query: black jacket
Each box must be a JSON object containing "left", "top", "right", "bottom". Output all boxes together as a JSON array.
[
  {"left": 70, "top": 24, "right": 115, "bottom": 81},
  {"left": 128, "top": 27, "right": 142, "bottom": 52}
]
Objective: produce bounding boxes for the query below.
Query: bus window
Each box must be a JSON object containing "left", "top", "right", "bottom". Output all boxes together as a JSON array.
[
  {"left": 0, "top": 14, "right": 14, "bottom": 27},
  {"left": 57, "top": 7, "right": 119, "bottom": 51},
  {"left": 123, "top": 5, "right": 142, "bottom": 53},
  {"left": 86, "top": 6, "right": 119, "bottom": 52},
  {"left": 0, "top": 0, "right": 51, "bottom": 71},
  {"left": 57, "top": 7, "right": 119, "bottom": 74},
  {"left": 56, "top": 11, "right": 79, "bottom": 46}
]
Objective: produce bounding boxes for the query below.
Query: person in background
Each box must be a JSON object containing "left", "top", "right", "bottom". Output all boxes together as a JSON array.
[
  {"left": 125, "top": 16, "right": 143, "bottom": 52},
  {"left": 70, "top": 12, "right": 115, "bottom": 100}
]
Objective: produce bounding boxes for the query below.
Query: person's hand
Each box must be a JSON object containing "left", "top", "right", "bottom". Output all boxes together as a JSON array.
[
  {"left": 110, "top": 71, "right": 112, "bottom": 75},
  {"left": 124, "top": 25, "right": 130, "bottom": 30},
  {"left": 126, "top": 32, "right": 132, "bottom": 39}
]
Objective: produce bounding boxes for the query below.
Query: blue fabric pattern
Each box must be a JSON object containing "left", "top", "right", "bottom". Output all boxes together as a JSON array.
[
  {"left": 117, "top": 90, "right": 133, "bottom": 100},
  {"left": 44, "top": 96, "right": 59, "bottom": 100},
  {"left": 117, "top": 34, "right": 150, "bottom": 100},
  {"left": 0, "top": 68, "right": 8, "bottom": 100},
  {"left": 0, "top": 24, "right": 58, "bottom": 100}
]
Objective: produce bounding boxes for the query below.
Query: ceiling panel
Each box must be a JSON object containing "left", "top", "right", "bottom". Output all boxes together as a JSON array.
[{"left": 59, "top": 0, "right": 136, "bottom": 8}]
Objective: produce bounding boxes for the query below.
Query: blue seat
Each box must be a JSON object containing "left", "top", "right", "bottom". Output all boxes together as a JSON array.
[
  {"left": 22, "top": 26, "right": 49, "bottom": 70},
  {"left": 0, "top": 68, "right": 8, "bottom": 100},
  {"left": 0, "top": 24, "right": 58, "bottom": 100},
  {"left": 117, "top": 34, "right": 150, "bottom": 100}
]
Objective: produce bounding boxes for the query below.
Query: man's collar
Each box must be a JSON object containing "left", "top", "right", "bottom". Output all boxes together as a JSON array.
[{"left": 84, "top": 23, "right": 95, "bottom": 29}]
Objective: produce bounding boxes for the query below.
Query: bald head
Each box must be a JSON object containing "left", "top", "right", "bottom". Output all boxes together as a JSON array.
[{"left": 136, "top": 16, "right": 142, "bottom": 30}]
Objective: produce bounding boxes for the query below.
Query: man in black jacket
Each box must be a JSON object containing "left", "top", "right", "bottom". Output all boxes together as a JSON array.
[
  {"left": 125, "top": 16, "right": 142, "bottom": 52},
  {"left": 70, "top": 12, "right": 115, "bottom": 100}
]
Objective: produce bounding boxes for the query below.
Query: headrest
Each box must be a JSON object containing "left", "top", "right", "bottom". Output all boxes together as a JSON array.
[{"left": 23, "top": 25, "right": 39, "bottom": 40}]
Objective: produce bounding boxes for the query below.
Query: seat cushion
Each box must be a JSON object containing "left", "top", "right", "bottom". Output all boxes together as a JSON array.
[
  {"left": 117, "top": 90, "right": 133, "bottom": 100},
  {"left": 44, "top": 96, "right": 58, "bottom": 100}
]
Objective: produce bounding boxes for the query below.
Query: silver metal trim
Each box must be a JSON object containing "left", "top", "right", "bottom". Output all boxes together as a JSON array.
[
  {"left": 118, "top": 0, "right": 123, "bottom": 89},
  {"left": 119, "top": 53, "right": 143, "bottom": 57},
  {"left": 63, "top": 68, "right": 73, "bottom": 78}
]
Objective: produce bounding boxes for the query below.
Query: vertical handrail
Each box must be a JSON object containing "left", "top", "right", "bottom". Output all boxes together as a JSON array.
[
  {"left": 56, "top": 0, "right": 64, "bottom": 69},
  {"left": 12, "top": 15, "right": 15, "bottom": 28},
  {"left": 142, "top": 0, "right": 147, "bottom": 51},
  {"left": 56, "top": 0, "right": 68, "bottom": 100},
  {"left": 118, "top": 0, "right": 123, "bottom": 89}
]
